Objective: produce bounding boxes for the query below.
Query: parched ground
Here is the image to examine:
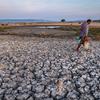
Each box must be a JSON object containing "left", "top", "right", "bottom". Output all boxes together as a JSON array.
[{"left": 0, "top": 28, "right": 100, "bottom": 100}]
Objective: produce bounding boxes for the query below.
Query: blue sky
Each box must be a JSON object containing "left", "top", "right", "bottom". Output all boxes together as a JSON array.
[{"left": 0, "top": 0, "right": 100, "bottom": 21}]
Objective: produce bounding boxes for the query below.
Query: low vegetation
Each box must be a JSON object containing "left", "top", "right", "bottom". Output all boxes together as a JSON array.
[
  {"left": 89, "top": 28, "right": 100, "bottom": 40},
  {"left": 58, "top": 26, "right": 100, "bottom": 40},
  {"left": 0, "top": 26, "right": 13, "bottom": 32},
  {"left": 0, "top": 25, "right": 100, "bottom": 40}
]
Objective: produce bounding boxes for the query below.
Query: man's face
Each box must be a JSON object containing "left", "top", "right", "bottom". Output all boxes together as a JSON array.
[{"left": 87, "top": 21, "right": 91, "bottom": 24}]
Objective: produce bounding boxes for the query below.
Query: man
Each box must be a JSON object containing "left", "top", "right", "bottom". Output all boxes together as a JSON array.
[{"left": 76, "top": 19, "right": 92, "bottom": 51}]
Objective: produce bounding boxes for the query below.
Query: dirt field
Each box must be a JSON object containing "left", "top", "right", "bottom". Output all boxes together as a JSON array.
[{"left": 0, "top": 26, "right": 100, "bottom": 99}]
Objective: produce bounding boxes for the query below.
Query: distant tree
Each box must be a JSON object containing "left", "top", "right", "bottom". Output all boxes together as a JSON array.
[{"left": 61, "top": 19, "right": 66, "bottom": 22}]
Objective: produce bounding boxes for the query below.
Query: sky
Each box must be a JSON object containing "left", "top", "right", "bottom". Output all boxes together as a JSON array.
[{"left": 0, "top": 0, "right": 100, "bottom": 21}]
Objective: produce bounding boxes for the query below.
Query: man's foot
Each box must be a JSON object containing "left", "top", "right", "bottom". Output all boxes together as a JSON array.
[
  {"left": 76, "top": 44, "right": 81, "bottom": 52},
  {"left": 76, "top": 47, "right": 80, "bottom": 52}
]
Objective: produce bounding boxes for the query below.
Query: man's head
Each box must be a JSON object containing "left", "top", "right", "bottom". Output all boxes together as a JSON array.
[{"left": 87, "top": 19, "right": 92, "bottom": 24}]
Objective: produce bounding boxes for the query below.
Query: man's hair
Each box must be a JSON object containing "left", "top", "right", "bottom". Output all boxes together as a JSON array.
[{"left": 87, "top": 19, "right": 92, "bottom": 22}]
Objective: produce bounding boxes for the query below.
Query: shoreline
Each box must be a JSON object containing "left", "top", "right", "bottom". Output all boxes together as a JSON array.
[{"left": 0, "top": 22, "right": 100, "bottom": 28}]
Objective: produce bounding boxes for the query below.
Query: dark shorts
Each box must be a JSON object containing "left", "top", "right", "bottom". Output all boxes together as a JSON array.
[{"left": 79, "top": 36, "right": 85, "bottom": 44}]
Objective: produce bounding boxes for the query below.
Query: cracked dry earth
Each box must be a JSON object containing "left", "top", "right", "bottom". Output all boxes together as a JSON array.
[{"left": 0, "top": 36, "right": 100, "bottom": 100}]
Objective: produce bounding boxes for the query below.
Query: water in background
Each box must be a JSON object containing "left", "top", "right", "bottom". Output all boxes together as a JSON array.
[
  {"left": 0, "top": 19, "right": 59, "bottom": 28},
  {"left": 0, "top": 19, "right": 50, "bottom": 23}
]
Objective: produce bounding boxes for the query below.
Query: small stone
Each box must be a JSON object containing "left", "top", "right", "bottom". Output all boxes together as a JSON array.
[
  {"left": 27, "top": 96, "right": 33, "bottom": 100},
  {"left": 80, "top": 94, "right": 94, "bottom": 100},
  {"left": 67, "top": 91, "right": 78, "bottom": 100},
  {"left": 27, "top": 85, "right": 32, "bottom": 90},
  {"left": 43, "top": 98, "right": 53, "bottom": 100},
  {"left": 17, "top": 94, "right": 29, "bottom": 100},
  {"left": 35, "top": 70, "right": 43, "bottom": 78},
  {"left": 51, "top": 89, "right": 56, "bottom": 97},
  {"left": 0, "top": 78, "right": 2, "bottom": 82},
  {"left": 91, "top": 72, "right": 96, "bottom": 77},
  {"left": 0, "top": 89, "right": 5, "bottom": 95},
  {"left": 76, "top": 77, "right": 86, "bottom": 87},
  {"left": 0, "top": 70, "right": 5, "bottom": 77},
  {"left": 5, "top": 95, "right": 15, "bottom": 100},
  {"left": 93, "top": 91, "right": 100, "bottom": 99},
  {"left": 44, "top": 89, "right": 50, "bottom": 96},
  {"left": 35, "top": 85, "right": 44, "bottom": 93},
  {"left": 82, "top": 74, "right": 87, "bottom": 79},
  {"left": 84, "top": 85, "right": 90, "bottom": 93},
  {"left": 65, "top": 81, "right": 74, "bottom": 92},
  {"left": 78, "top": 87, "right": 84, "bottom": 93},
  {"left": 34, "top": 93, "right": 46, "bottom": 98},
  {"left": 17, "top": 87, "right": 22, "bottom": 91}
]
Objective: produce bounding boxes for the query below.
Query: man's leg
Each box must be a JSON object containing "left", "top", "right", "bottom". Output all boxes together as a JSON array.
[
  {"left": 76, "top": 37, "right": 83, "bottom": 51},
  {"left": 76, "top": 43, "right": 81, "bottom": 51}
]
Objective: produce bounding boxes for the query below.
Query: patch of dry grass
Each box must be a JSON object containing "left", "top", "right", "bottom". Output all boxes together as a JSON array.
[
  {"left": 58, "top": 26, "right": 100, "bottom": 41},
  {"left": 89, "top": 28, "right": 100, "bottom": 41},
  {"left": 0, "top": 26, "right": 13, "bottom": 32}
]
